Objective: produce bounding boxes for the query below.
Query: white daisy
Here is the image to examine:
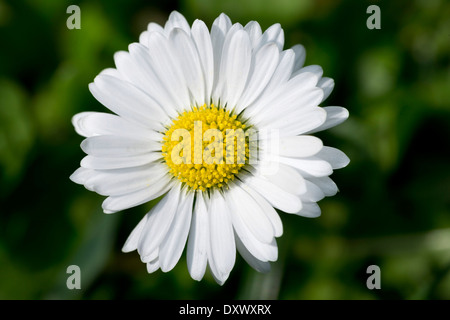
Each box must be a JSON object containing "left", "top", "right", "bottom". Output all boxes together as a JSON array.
[{"left": 70, "top": 11, "right": 349, "bottom": 285}]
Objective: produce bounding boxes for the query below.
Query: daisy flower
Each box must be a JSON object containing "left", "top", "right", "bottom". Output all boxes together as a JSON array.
[{"left": 70, "top": 11, "right": 349, "bottom": 285}]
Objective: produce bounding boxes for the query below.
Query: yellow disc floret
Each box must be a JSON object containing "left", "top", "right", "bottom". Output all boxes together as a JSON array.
[{"left": 162, "top": 104, "right": 249, "bottom": 191}]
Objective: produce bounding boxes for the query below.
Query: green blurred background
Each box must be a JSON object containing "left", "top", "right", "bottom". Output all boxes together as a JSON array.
[{"left": 1, "top": 0, "right": 449, "bottom": 300}]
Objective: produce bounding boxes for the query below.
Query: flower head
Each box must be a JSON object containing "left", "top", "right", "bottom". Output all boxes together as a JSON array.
[{"left": 70, "top": 11, "right": 349, "bottom": 284}]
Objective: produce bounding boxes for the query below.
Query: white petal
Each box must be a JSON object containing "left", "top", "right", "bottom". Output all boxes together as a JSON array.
[
  {"left": 209, "top": 190, "right": 236, "bottom": 277},
  {"left": 226, "top": 183, "right": 274, "bottom": 243},
  {"left": 80, "top": 153, "right": 162, "bottom": 170},
  {"left": 89, "top": 75, "right": 166, "bottom": 130},
  {"left": 306, "top": 106, "right": 349, "bottom": 134},
  {"left": 169, "top": 28, "right": 205, "bottom": 106},
  {"left": 257, "top": 163, "right": 307, "bottom": 196},
  {"left": 234, "top": 43, "right": 279, "bottom": 114},
  {"left": 164, "top": 11, "right": 190, "bottom": 34},
  {"left": 101, "top": 176, "right": 172, "bottom": 213},
  {"left": 141, "top": 248, "right": 159, "bottom": 263},
  {"left": 238, "top": 181, "right": 283, "bottom": 237},
  {"left": 218, "top": 28, "right": 252, "bottom": 108},
  {"left": 244, "top": 49, "right": 295, "bottom": 118},
  {"left": 255, "top": 23, "right": 284, "bottom": 51},
  {"left": 80, "top": 135, "right": 160, "bottom": 157},
  {"left": 72, "top": 112, "right": 158, "bottom": 139},
  {"left": 251, "top": 72, "right": 322, "bottom": 124},
  {"left": 301, "top": 179, "right": 325, "bottom": 202},
  {"left": 225, "top": 186, "right": 278, "bottom": 262},
  {"left": 84, "top": 163, "right": 167, "bottom": 196},
  {"left": 138, "top": 30, "right": 149, "bottom": 47},
  {"left": 307, "top": 176, "right": 338, "bottom": 197},
  {"left": 318, "top": 77, "right": 334, "bottom": 102},
  {"left": 244, "top": 174, "right": 302, "bottom": 213},
  {"left": 146, "top": 31, "right": 191, "bottom": 112},
  {"left": 70, "top": 167, "right": 94, "bottom": 185},
  {"left": 292, "top": 201, "right": 321, "bottom": 218},
  {"left": 278, "top": 157, "right": 333, "bottom": 178},
  {"left": 235, "top": 236, "right": 271, "bottom": 273},
  {"left": 291, "top": 44, "right": 306, "bottom": 73},
  {"left": 244, "top": 21, "right": 262, "bottom": 48},
  {"left": 264, "top": 135, "right": 323, "bottom": 158},
  {"left": 159, "top": 189, "right": 194, "bottom": 272},
  {"left": 259, "top": 106, "right": 327, "bottom": 138},
  {"left": 127, "top": 43, "right": 179, "bottom": 119},
  {"left": 122, "top": 214, "right": 148, "bottom": 253},
  {"left": 316, "top": 146, "right": 350, "bottom": 169},
  {"left": 210, "top": 13, "right": 232, "bottom": 104},
  {"left": 191, "top": 20, "right": 214, "bottom": 105},
  {"left": 98, "top": 68, "right": 121, "bottom": 79},
  {"left": 137, "top": 184, "right": 181, "bottom": 256},
  {"left": 140, "top": 23, "right": 165, "bottom": 47},
  {"left": 146, "top": 258, "right": 160, "bottom": 273},
  {"left": 187, "top": 192, "right": 209, "bottom": 281},
  {"left": 293, "top": 64, "right": 323, "bottom": 79},
  {"left": 148, "top": 22, "right": 165, "bottom": 34}
]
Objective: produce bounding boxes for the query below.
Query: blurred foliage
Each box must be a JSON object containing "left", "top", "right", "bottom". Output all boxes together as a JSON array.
[{"left": 0, "top": 0, "right": 449, "bottom": 300}]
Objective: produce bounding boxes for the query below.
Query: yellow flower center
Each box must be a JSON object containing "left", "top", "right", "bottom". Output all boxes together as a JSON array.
[{"left": 162, "top": 104, "right": 250, "bottom": 191}]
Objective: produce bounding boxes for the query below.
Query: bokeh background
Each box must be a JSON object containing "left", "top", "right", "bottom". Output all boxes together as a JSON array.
[{"left": 1, "top": 0, "right": 449, "bottom": 300}]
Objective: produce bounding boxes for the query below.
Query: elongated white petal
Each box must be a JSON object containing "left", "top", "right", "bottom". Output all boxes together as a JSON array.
[
  {"left": 226, "top": 183, "right": 274, "bottom": 243},
  {"left": 318, "top": 77, "right": 334, "bottom": 102},
  {"left": 301, "top": 179, "right": 325, "bottom": 202},
  {"left": 211, "top": 13, "right": 232, "bottom": 104},
  {"left": 278, "top": 157, "right": 333, "bottom": 178},
  {"left": 90, "top": 75, "right": 166, "bottom": 130},
  {"left": 101, "top": 176, "right": 172, "bottom": 213},
  {"left": 81, "top": 153, "right": 162, "bottom": 170},
  {"left": 244, "top": 49, "right": 295, "bottom": 118},
  {"left": 146, "top": 258, "right": 160, "bottom": 273},
  {"left": 225, "top": 186, "right": 278, "bottom": 262},
  {"left": 234, "top": 42, "right": 279, "bottom": 114},
  {"left": 159, "top": 189, "right": 194, "bottom": 272},
  {"left": 84, "top": 163, "right": 167, "bottom": 196},
  {"left": 292, "top": 201, "right": 321, "bottom": 218},
  {"left": 137, "top": 184, "right": 181, "bottom": 256},
  {"left": 255, "top": 23, "right": 284, "bottom": 51},
  {"left": 81, "top": 135, "right": 160, "bottom": 157},
  {"left": 141, "top": 248, "right": 159, "bottom": 263},
  {"left": 127, "top": 43, "right": 179, "bottom": 119},
  {"left": 218, "top": 28, "right": 252, "bottom": 108},
  {"left": 244, "top": 174, "right": 302, "bottom": 213},
  {"left": 146, "top": 31, "right": 191, "bottom": 112},
  {"left": 306, "top": 106, "right": 349, "bottom": 134},
  {"left": 257, "top": 163, "right": 307, "bottom": 196},
  {"left": 69, "top": 167, "right": 94, "bottom": 185},
  {"left": 316, "top": 146, "right": 350, "bottom": 169},
  {"left": 251, "top": 72, "right": 322, "bottom": 124},
  {"left": 254, "top": 86, "right": 323, "bottom": 126},
  {"left": 122, "top": 214, "right": 149, "bottom": 253},
  {"left": 307, "top": 176, "right": 338, "bottom": 197},
  {"left": 72, "top": 112, "right": 158, "bottom": 139},
  {"left": 259, "top": 106, "right": 327, "bottom": 138},
  {"left": 209, "top": 190, "right": 236, "bottom": 277},
  {"left": 244, "top": 21, "right": 262, "bottom": 48},
  {"left": 235, "top": 236, "right": 271, "bottom": 273},
  {"left": 164, "top": 11, "right": 190, "bottom": 34},
  {"left": 291, "top": 44, "right": 306, "bottom": 73},
  {"left": 191, "top": 20, "right": 214, "bottom": 104},
  {"left": 169, "top": 28, "right": 205, "bottom": 106},
  {"left": 293, "top": 64, "right": 323, "bottom": 79},
  {"left": 263, "top": 135, "right": 323, "bottom": 158},
  {"left": 238, "top": 181, "right": 283, "bottom": 237},
  {"left": 187, "top": 192, "right": 209, "bottom": 281}
]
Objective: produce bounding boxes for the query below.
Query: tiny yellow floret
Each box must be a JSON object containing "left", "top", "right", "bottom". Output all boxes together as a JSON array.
[{"left": 162, "top": 104, "right": 249, "bottom": 191}]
